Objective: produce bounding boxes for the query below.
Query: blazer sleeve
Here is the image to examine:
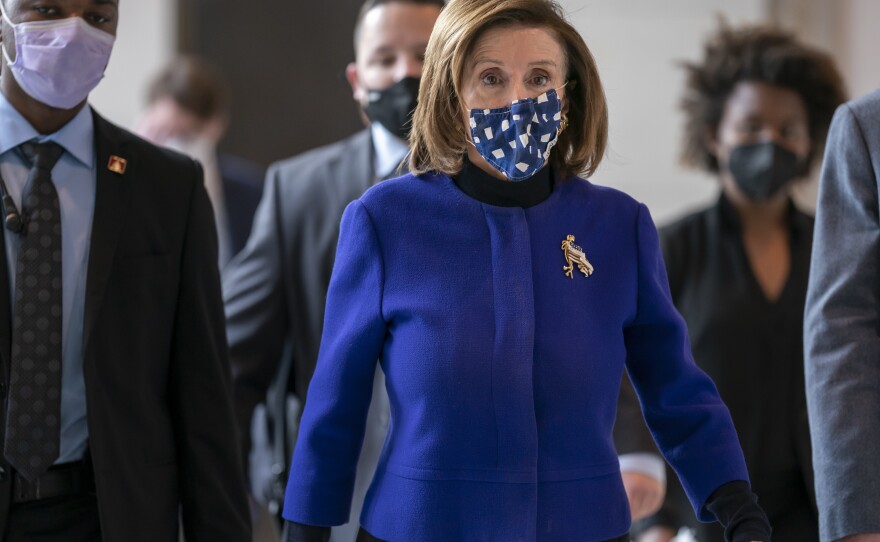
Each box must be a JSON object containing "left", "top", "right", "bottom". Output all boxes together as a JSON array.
[
  {"left": 282, "top": 200, "right": 387, "bottom": 527},
  {"left": 804, "top": 101, "right": 880, "bottom": 540},
  {"left": 626, "top": 217, "right": 695, "bottom": 532},
  {"left": 623, "top": 203, "right": 749, "bottom": 522},
  {"left": 613, "top": 216, "right": 686, "bottom": 462},
  {"left": 172, "top": 162, "right": 251, "bottom": 541},
  {"left": 223, "top": 165, "right": 289, "bottom": 467}
]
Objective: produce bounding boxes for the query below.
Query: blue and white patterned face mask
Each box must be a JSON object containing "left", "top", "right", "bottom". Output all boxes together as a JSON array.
[{"left": 468, "top": 86, "right": 564, "bottom": 181}]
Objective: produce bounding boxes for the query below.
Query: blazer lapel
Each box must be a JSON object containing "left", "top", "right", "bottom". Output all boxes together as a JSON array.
[{"left": 83, "top": 111, "right": 135, "bottom": 351}]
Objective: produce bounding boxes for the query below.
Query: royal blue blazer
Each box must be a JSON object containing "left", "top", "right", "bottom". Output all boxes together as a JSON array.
[{"left": 283, "top": 172, "right": 749, "bottom": 541}]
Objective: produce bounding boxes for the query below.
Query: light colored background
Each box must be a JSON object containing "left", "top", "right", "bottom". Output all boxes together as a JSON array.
[
  {"left": 565, "top": 0, "right": 768, "bottom": 222},
  {"left": 90, "top": 0, "right": 175, "bottom": 133},
  {"left": 84, "top": 2, "right": 879, "bottom": 541},
  {"left": 91, "top": 0, "right": 879, "bottom": 226}
]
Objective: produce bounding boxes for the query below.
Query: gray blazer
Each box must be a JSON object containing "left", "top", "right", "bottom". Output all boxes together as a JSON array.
[
  {"left": 805, "top": 88, "right": 880, "bottom": 542},
  {"left": 224, "top": 129, "right": 388, "bottom": 542}
]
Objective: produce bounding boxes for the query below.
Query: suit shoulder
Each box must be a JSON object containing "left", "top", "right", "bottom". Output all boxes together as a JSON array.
[
  {"left": 100, "top": 127, "right": 203, "bottom": 202},
  {"left": 97, "top": 117, "right": 198, "bottom": 174},
  {"left": 137, "top": 141, "right": 198, "bottom": 174},
  {"left": 94, "top": 120, "right": 201, "bottom": 199},
  {"left": 834, "top": 90, "right": 880, "bottom": 160},
  {"left": 567, "top": 177, "right": 645, "bottom": 220},
  {"left": 844, "top": 88, "right": 880, "bottom": 121},
  {"left": 267, "top": 130, "right": 371, "bottom": 191},
  {"left": 358, "top": 172, "right": 447, "bottom": 210}
]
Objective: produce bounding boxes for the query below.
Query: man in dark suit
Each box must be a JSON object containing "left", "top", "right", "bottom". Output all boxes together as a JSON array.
[
  {"left": 223, "top": 1, "right": 442, "bottom": 540},
  {"left": 0, "top": 1, "right": 250, "bottom": 540},
  {"left": 135, "top": 56, "right": 265, "bottom": 267}
]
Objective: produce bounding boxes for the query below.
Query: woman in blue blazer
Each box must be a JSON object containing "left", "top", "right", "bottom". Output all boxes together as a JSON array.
[{"left": 283, "top": 1, "right": 771, "bottom": 541}]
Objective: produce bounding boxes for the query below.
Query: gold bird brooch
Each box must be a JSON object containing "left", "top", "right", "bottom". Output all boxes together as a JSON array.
[{"left": 561, "top": 234, "right": 594, "bottom": 279}]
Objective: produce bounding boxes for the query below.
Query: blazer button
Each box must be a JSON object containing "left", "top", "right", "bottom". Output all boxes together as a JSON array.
[{"left": 0, "top": 465, "right": 7, "bottom": 482}]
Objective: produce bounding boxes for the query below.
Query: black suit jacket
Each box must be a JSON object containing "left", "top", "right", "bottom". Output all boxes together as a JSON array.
[{"left": 0, "top": 111, "right": 250, "bottom": 541}]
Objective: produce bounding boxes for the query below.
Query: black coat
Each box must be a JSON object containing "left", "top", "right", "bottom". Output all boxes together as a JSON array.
[
  {"left": 0, "top": 112, "right": 251, "bottom": 541},
  {"left": 633, "top": 195, "right": 818, "bottom": 541}
]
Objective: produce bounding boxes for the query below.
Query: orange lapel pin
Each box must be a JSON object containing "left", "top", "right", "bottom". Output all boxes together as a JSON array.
[{"left": 107, "top": 155, "right": 127, "bottom": 175}]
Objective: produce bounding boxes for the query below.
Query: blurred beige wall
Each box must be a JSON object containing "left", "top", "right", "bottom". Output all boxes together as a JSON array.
[
  {"left": 90, "top": 0, "right": 176, "bottom": 129},
  {"left": 770, "top": 0, "right": 880, "bottom": 213},
  {"left": 559, "top": 0, "right": 768, "bottom": 224},
  {"left": 560, "top": 0, "right": 880, "bottom": 224},
  {"left": 87, "top": 0, "right": 879, "bottom": 223},
  {"left": 773, "top": 0, "right": 880, "bottom": 99}
]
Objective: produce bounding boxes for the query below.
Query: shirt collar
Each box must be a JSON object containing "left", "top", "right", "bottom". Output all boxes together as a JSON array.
[
  {"left": 370, "top": 121, "right": 409, "bottom": 178},
  {"left": 0, "top": 90, "right": 95, "bottom": 168}
]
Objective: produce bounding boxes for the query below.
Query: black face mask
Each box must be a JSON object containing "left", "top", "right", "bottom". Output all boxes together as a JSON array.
[
  {"left": 727, "top": 141, "right": 804, "bottom": 201},
  {"left": 362, "top": 76, "right": 420, "bottom": 141}
]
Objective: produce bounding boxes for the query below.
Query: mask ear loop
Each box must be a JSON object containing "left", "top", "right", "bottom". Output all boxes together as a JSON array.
[
  {"left": 0, "top": 2, "right": 17, "bottom": 66},
  {"left": 459, "top": 95, "right": 479, "bottom": 150},
  {"left": 555, "top": 82, "right": 570, "bottom": 138},
  {"left": 0, "top": 41, "right": 12, "bottom": 68},
  {"left": 0, "top": 1, "right": 11, "bottom": 24},
  {"left": 540, "top": 82, "right": 569, "bottom": 166}
]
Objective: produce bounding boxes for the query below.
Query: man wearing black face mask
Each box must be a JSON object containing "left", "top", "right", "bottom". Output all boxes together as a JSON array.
[{"left": 222, "top": 1, "right": 441, "bottom": 540}]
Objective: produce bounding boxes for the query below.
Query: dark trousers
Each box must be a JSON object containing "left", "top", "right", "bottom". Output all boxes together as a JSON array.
[{"left": 3, "top": 492, "right": 101, "bottom": 541}]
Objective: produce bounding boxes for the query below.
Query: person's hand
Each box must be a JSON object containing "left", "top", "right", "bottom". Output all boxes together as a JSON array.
[
  {"left": 622, "top": 470, "right": 665, "bottom": 520},
  {"left": 636, "top": 526, "right": 676, "bottom": 542},
  {"left": 838, "top": 535, "right": 880, "bottom": 542}
]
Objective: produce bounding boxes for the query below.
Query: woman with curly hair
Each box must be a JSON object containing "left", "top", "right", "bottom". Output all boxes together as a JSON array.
[{"left": 634, "top": 23, "right": 846, "bottom": 542}]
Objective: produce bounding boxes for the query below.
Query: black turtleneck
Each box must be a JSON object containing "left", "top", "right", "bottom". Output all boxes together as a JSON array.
[{"left": 452, "top": 156, "right": 554, "bottom": 207}]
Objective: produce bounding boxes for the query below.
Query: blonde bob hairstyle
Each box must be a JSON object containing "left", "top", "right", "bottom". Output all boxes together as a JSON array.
[{"left": 408, "top": 0, "right": 608, "bottom": 179}]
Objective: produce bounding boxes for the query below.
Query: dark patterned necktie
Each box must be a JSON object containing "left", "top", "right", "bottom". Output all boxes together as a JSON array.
[{"left": 3, "top": 141, "right": 65, "bottom": 482}]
